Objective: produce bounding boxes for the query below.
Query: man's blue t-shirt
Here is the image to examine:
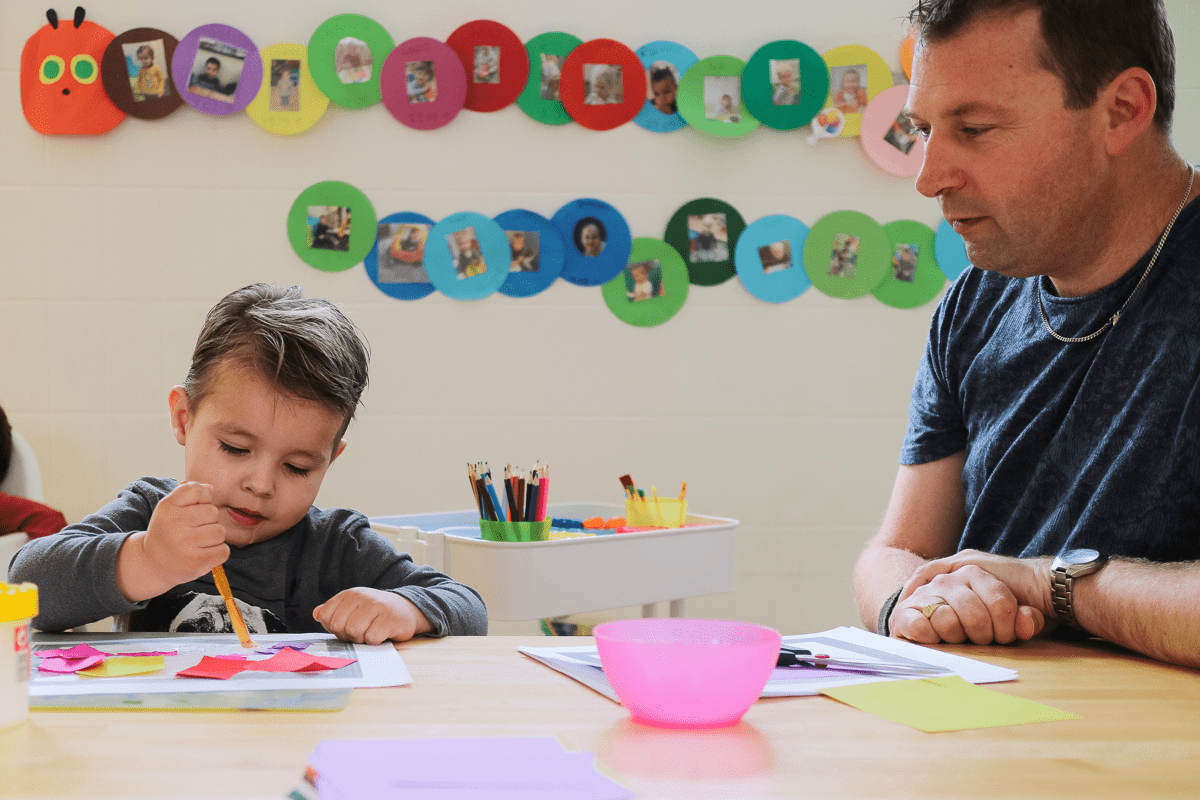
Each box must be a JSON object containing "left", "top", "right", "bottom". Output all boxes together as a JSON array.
[{"left": 902, "top": 197, "right": 1200, "bottom": 560}]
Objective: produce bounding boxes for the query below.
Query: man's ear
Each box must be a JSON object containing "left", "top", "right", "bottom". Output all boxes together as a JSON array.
[
  {"left": 1102, "top": 66, "right": 1157, "bottom": 157},
  {"left": 168, "top": 386, "right": 191, "bottom": 446}
]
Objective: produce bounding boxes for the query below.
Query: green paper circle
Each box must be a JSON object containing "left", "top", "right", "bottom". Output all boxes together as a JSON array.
[
  {"left": 307, "top": 14, "right": 394, "bottom": 109},
  {"left": 803, "top": 210, "right": 891, "bottom": 299},
  {"left": 742, "top": 40, "right": 828, "bottom": 131},
  {"left": 601, "top": 238, "right": 689, "bottom": 327},
  {"left": 676, "top": 55, "right": 758, "bottom": 137},
  {"left": 287, "top": 181, "right": 377, "bottom": 272},
  {"left": 873, "top": 220, "right": 946, "bottom": 309},
  {"left": 517, "top": 31, "right": 581, "bottom": 126},
  {"left": 664, "top": 198, "right": 746, "bottom": 286}
]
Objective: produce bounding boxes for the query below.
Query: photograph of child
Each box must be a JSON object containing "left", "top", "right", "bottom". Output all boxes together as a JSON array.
[
  {"left": 688, "top": 213, "right": 729, "bottom": 263},
  {"left": 759, "top": 240, "right": 794, "bottom": 274},
  {"left": 647, "top": 61, "right": 678, "bottom": 115},
  {"left": 377, "top": 223, "right": 431, "bottom": 283},
  {"left": 585, "top": 64, "right": 623, "bottom": 105},
  {"left": 406, "top": 61, "right": 437, "bottom": 104},
  {"left": 269, "top": 59, "right": 300, "bottom": 112},
  {"left": 575, "top": 218, "right": 607, "bottom": 257},
  {"left": 540, "top": 53, "right": 562, "bottom": 101},
  {"left": 335, "top": 37, "right": 372, "bottom": 84},
  {"left": 474, "top": 46, "right": 499, "bottom": 84},
  {"left": 507, "top": 231, "right": 540, "bottom": 272},
  {"left": 124, "top": 39, "right": 168, "bottom": 101},
  {"left": 704, "top": 76, "right": 741, "bottom": 122},
  {"left": 831, "top": 65, "right": 868, "bottom": 114},
  {"left": 883, "top": 112, "right": 919, "bottom": 155},
  {"left": 625, "top": 259, "right": 664, "bottom": 302},
  {"left": 309, "top": 206, "right": 352, "bottom": 252},
  {"left": 770, "top": 59, "right": 800, "bottom": 106},
  {"left": 449, "top": 227, "right": 486, "bottom": 279},
  {"left": 187, "top": 38, "right": 245, "bottom": 102},
  {"left": 829, "top": 233, "right": 860, "bottom": 278},
  {"left": 892, "top": 243, "right": 919, "bottom": 283}
]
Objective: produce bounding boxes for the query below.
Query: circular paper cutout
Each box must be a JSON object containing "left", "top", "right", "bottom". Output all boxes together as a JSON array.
[
  {"left": 602, "top": 238, "right": 690, "bottom": 328},
  {"left": 445, "top": 20, "right": 528, "bottom": 113},
  {"left": 935, "top": 219, "right": 972, "bottom": 280},
  {"left": 734, "top": 215, "right": 812, "bottom": 303},
  {"left": 742, "top": 40, "right": 827, "bottom": 131},
  {"left": 424, "top": 213, "right": 512, "bottom": 300},
  {"left": 803, "top": 210, "right": 891, "bottom": 299},
  {"left": 664, "top": 198, "right": 746, "bottom": 287},
  {"left": 560, "top": 39, "right": 647, "bottom": 131},
  {"left": 307, "top": 14, "right": 394, "bottom": 109},
  {"left": 101, "top": 28, "right": 184, "bottom": 119},
  {"left": 245, "top": 43, "right": 330, "bottom": 135},
  {"left": 873, "top": 220, "right": 946, "bottom": 309},
  {"left": 552, "top": 199, "right": 633, "bottom": 286},
  {"left": 367, "top": 212, "right": 438, "bottom": 301},
  {"left": 821, "top": 44, "right": 892, "bottom": 137},
  {"left": 677, "top": 55, "right": 758, "bottom": 137},
  {"left": 495, "top": 209, "right": 567, "bottom": 298},
  {"left": 287, "top": 181, "right": 377, "bottom": 273},
  {"left": 633, "top": 40, "right": 697, "bottom": 133},
  {"left": 173, "top": 24, "right": 262, "bottom": 115},
  {"left": 860, "top": 85, "right": 924, "bottom": 176},
  {"left": 380, "top": 38, "right": 467, "bottom": 130},
  {"left": 517, "top": 31, "right": 582, "bottom": 126},
  {"left": 901, "top": 28, "right": 916, "bottom": 80}
]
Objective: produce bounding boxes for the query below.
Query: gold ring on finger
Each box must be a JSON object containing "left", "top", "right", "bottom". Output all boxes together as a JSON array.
[{"left": 921, "top": 602, "right": 948, "bottom": 619}]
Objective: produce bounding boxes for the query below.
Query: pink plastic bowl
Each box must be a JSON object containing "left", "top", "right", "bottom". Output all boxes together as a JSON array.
[{"left": 594, "top": 618, "right": 782, "bottom": 729}]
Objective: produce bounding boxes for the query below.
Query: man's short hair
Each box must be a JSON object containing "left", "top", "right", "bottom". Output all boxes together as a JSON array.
[
  {"left": 205, "top": 56, "right": 221, "bottom": 69},
  {"left": 908, "top": 0, "right": 1175, "bottom": 131},
  {"left": 183, "top": 284, "right": 370, "bottom": 442}
]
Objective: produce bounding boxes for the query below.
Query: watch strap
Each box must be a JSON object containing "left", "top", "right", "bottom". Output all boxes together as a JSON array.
[{"left": 877, "top": 586, "right": 903, "bottom": 636}]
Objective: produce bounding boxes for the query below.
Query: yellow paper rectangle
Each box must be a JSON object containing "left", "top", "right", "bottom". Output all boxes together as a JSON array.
[
  {"left": 77, "top": 656, "right": 165, "bottom": 678},
  {"left": 821, "top": 675, "right": 1078, "bottom": 733}
]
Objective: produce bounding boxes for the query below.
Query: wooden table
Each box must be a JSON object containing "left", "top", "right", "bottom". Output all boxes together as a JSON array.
[{"left": 3, "top": 634, "right": 1200, "bottom": 799}]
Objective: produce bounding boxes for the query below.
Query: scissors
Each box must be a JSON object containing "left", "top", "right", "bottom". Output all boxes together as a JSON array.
[{"left": 776, "top": 646, "right": 947, "bottom": 677}]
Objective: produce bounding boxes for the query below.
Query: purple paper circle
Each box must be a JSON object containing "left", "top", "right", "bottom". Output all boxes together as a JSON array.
[
  {"left": 380, "top": 38, "right": 467, "bottom": 131},
  {"left": 172, "top": 24, "right": 262, "bottom": 116}
]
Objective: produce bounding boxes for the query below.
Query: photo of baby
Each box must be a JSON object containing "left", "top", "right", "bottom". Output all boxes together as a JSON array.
[
  {"left": 507, "top": 231, "right": 540, "bottom": 272},
  {"left": 883, "top": 112, "right": 919, "bottom": 155},
  {"left": 585, "top": 64, "right": 623, "bottom": 105},
  {"left": 335, "top": 37, "right": 372, "bottom": 84},
  {"left": 575, "top": 218, "right": 607, "bottom": 257},
  {"left": 406, "top": 61, "right": 437, "bottom": 104},
  {"left": 704, "top": 76, "right": 741, "bottom": 122},
  {"left": 449, "top": 227, "right": 486, "bottom": 279},
  {"left": 474, "top": 46, "right": 499, "bottom": 84},
  {"left": 377, "top": 223, "right": 431, "bottom": 283},
  {"left": 625, "top": 259, "right": 665, "bottom": 302},
  {"left": 647, "top": 61, "right": 678, "bottom": 115},
  {"left": 540, "top": 53, "right": 562, "bottom": 101},
  {"left": 770, "top": 59, "right": 800, "bottom": 106},
  {"left": 892, "top": 243, "right": 919, "bottom": 283},
  {"left": 187, "top": 38, "right": 245, "bottom": 103},
  {"left": 269, "top": 59, "right": 300, "bottom": 112},
  {"left": 829, "top": 233, "right": 860, "bottom": 278},
  {"left": 308, "top": 206, "right": 351, "bottom": 252},
  {"left": 689, "top": 213, "right": 729, "bottom": 263},
  {"left": 123, "top": 39, "right": 168, "bottom": 101},
  {"left": 759, "top": 240, "right": 794, "bottom": 274},
  {"left": 831, "top": 65, "right": 868, "bottom": 114}
]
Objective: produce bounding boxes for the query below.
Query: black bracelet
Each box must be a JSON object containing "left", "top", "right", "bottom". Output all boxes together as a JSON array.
[{"left": 877, "top": 586, "right": 903, "bottom": 636}]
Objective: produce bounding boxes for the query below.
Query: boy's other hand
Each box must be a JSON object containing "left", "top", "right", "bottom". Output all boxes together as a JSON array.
[{"left": 314, "top": 587, "right": 434, "bottom": 645}]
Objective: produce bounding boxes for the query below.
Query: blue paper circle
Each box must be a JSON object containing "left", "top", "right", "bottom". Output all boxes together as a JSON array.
[
  {"left": 424, "top": 213, "right": 511, "bottom": 301},
  {"left": 734, "top": 215, "right": 812, "bottom": 303},
  {"left": 633, "top": 41, "right": 697, "bottom": 133},
  {"left": 934, "top": 219, "right": 972, "bottom": 280},
  {"left": 366, "top": 212, "right": 438, "bottom": 301},
  {"left": 552, "top": 199, "right": 633, "bottom": 287},
  {"left": 494, "top": 209, "right": 567, "bottom": 298}
]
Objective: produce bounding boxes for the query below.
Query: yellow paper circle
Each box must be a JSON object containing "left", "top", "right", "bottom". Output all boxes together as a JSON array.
[
  {"left": 245, "top": 43, "right": 330, "bottom": 136},
  {"left": 822, "top": 44, "right": 892, "bottom": 138}
]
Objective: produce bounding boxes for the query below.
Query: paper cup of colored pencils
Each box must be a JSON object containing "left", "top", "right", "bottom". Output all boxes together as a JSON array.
[
  {"left": 468, "top": 461, "right": 551, "bottom": 541},
  {"left": 479, "top": 518, "right": 552, "bottom": 542}
]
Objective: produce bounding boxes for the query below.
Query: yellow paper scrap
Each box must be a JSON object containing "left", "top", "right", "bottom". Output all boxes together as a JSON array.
[
  {"left": 76, "top": 656, "right": 165, "bottom": 678},
  {"left": 821, "top": 675, "right": 1078, "bottom": 733}
]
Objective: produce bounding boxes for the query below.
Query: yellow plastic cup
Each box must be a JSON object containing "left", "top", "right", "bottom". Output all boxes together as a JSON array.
[
  {"left": 624, "top": 498, "right": 688, "bottom": 528},
  {"left": 479, "top": 518, "right": 552, "bottom": 542},
  {"left": 0, "top": 583, "right": 38, "bottom": 729}
]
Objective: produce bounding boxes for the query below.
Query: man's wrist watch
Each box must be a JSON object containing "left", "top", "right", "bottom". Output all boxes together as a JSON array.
[{"left": 1050, "top": 548, "right": 1107, "bottom": 629}]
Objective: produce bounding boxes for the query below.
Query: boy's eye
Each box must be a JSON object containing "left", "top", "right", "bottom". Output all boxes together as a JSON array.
[
  {"left": 285, "top": 464, "right": 311, "bottom": 477},
  {"left": 219, "top": 442, "right": 248, "bottom": 456}
]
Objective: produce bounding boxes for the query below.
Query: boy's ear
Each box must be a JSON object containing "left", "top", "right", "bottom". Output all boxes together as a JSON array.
[
  {"left": 332, "top": 439, "right": 348, "bottom": 462},
  {"left": 168, "top": 386, "right": 191, "bottom": 446}
]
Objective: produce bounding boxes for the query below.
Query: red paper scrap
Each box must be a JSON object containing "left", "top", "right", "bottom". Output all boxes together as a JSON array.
[
  {"left": 176, "top": 655, "right": 253, "bottom": 680},
  {"left": 175, "top": 648, "right": 356, "bottom": 680}
]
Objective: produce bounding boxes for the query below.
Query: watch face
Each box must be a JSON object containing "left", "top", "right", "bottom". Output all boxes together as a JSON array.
[{"left": 1060, "top": 548, "right": 1100, "bottom": 565}]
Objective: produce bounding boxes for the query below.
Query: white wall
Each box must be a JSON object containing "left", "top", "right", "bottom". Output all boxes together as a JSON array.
[{"left": 2, "top": 1, "right": 1197, "bottom": 635}]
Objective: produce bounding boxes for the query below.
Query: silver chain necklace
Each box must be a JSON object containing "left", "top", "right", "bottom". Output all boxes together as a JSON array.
[{"left": 1037, "top": 165, "right": 1196, "bottom": 344}]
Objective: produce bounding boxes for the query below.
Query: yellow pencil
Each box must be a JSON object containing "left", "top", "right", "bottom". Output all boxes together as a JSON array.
[
  {"left": 211, "top": 565, "right": 257, "bottom": 648},
  {"left": 679, "top": 481, "right": 687, "bottom": 502}
]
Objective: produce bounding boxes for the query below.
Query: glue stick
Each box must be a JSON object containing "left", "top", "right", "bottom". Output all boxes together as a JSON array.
[{"left": 0, "top": 583, "right": 37, "bottom": 728}]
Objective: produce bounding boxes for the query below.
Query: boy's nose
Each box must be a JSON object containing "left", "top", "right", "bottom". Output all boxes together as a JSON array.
[{"left": 241, "top": 464, "right": 275, "bottom": 498}]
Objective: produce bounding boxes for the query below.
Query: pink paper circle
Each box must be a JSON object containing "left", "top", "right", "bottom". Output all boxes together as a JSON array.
[
  {"left": 859, "top": 85, "right": 924, "bottom": 177},
  {"left": 380, "top": 37, "right": 467, "bottom": 130}
]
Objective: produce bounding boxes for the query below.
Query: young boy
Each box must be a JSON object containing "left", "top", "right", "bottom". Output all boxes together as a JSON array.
[
  {"left": 9, "top": 284, "right": 488, "bottom": 642},
  {"left": 133, "top": 44, "right": 166, "bottom": 99}
]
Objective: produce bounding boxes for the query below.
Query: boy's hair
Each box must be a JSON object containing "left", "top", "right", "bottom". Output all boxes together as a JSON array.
[
  {"left": 136, "top": 44, "right": 154, "bottom": 60},
  {"left": 908, "top": 0, "right": 1175, "bottom": 131},
  {"left": 183, "top": 284, "right": 370, "bottom": 443},
  {"left": 649, "top": 66, "right": 675, "bottom": 86},
  {"left": 0, "top": 404, "right": 11, "bottom": 484},
  {"left": 205, "top": 56, "right": 221, "bottom": 69}
]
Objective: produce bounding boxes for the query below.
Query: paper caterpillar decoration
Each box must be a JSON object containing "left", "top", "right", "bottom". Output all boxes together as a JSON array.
[{"left": 21, "top": 7, "right": 125, "bottom": 134}]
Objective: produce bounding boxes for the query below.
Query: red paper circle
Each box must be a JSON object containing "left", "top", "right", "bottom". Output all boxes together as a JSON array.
[
  {"left": 445, "top": 20, "right": 528, "bottom": 113},
  {"left": 560, "top": 39, "right": 646, "bottom": 131}
]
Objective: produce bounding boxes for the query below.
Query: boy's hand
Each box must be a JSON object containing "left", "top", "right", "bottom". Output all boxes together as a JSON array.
[
  {"left": 116, "top": 481, "right": 229, "bottom": 602},
  {"left": 314, "top": 588, "right": 434, "bottom": 645}
]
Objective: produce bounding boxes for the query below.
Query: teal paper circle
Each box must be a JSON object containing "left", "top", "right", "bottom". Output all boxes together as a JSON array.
[
  {"left": 677, "top": 55, "right": 758, "bottom": 137},
  {"left": 286, "top": 181, "right": 377, "bottom": 272},
  {"left": 742, "top": 40, "right": 828, "bottom": 131},
  {"left": 517, "top": 31, "right": 582, "bottom": 126},
  {"left": 307, "top": 14, "right": 394, "bottom": 108},
  {"left": 803, "top": 210, "right": 891, "bottom": 299},
  {"left": 663, "top": 197, "right": 745, "bottom": 286},
  {"left": 935, "top": 219, "right": 972, "bottom": 280},
  {"left": 633, "top": 40, "right": 696, "bottom": 133},
  {"left": 734, "top": 215, "right": 811, "bottom": 303},
  {"left": 424, "top": 213, "right": 512, "bottom": 301},
  {"left": 873, "top": 220, "right": 946, "bottom": 309},
  {"left": 601, "top": 238, "right": 690, "bottom": 327}
]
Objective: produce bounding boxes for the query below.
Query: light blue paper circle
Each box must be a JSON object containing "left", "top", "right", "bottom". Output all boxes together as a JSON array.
[
  {"left": 935, "top": 219, "right": 972, "bottom": 280},
  {"left": 633, "top": 40, "right": 697, "bottom": 133},
  {"left": 734, "top": 215, "right": 812, "bottom": 303},
  {"left": 366, "top": 212, "right": 438, "bottom": 301},
  {"left": 424, "top": 213, "right": 511, "bottom": 301},
  {"left": 552, "top": 198, "right": 633, "bottom": 287},
  {"left": 495, "top": 209, "right": 567, "bottom": 298}
]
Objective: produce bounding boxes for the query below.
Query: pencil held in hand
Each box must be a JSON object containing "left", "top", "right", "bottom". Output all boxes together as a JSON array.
[{"left": 211, "top": 565, "right": 258, "bottom": 648}]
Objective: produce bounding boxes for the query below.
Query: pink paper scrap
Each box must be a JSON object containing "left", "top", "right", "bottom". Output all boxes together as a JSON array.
[
  {"left": 116, "top": 650, "right": 179, "bottom": 657},
  {"left": 36, "top": 644, "right": 106, "bottom": 660},
  {"left": 37, "top": 655, "right": 106, "bottom": 674}
]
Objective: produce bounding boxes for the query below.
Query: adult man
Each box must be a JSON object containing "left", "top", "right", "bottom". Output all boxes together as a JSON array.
[{"left": 854, "top": 0, "right": 1200, "bottom": 667}]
